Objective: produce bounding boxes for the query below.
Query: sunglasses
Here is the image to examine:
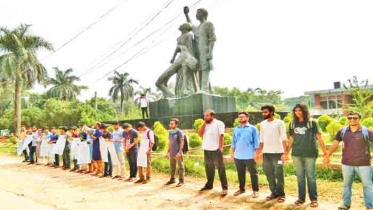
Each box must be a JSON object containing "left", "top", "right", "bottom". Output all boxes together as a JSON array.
[{"left": 347, "top": 117, "right": 359, "bottom": 120}]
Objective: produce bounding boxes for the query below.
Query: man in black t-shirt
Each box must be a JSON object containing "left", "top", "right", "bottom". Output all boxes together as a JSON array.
[{"left": 123, "top": 123, "right": 139, "bottom": 182}]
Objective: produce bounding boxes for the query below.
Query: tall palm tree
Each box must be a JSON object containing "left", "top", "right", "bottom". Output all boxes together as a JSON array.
[
  {"left": 45, "top": 67, "right": 88, "bottom": 101},
  {"left": 0, "top": 24, "right": 53, "bottom": 135},
  {"left": 108, "top": 71, "right": 138, "bottom": 113},
  {"left": 134, "top": 86, "right": 162, "bottom": 104}
]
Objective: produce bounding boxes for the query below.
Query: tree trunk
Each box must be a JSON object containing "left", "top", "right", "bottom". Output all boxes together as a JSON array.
[
  {"left": 120, "top": 97, "right": 124, "bottom": 113},
  {"left": 14, "top": 79, "right": 22, "bottom": 136}
]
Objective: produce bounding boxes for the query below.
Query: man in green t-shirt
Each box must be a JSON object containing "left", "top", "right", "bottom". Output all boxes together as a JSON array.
[{"left": 285, "top": 104, "right": 328, "bottom": 208}]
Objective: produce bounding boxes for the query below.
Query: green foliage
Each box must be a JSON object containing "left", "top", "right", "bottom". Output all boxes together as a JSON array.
[
  {"left": 339, "top": 116, "right": 348, "bottom": 126},
  {"left": 194, "top": 119, "right": 204, "bottom": 130},
  {"left": 326, "top": 121, "right": 343, "bottom": 141},
  {"left": 108, "top": 125, "right": 114, "bottom": 132},
  {"left": 153, "top": 121, "right": 168, "bottom": 152},
  {"left": 274, "top": 113, "right": 281, "bottom": 120},
  {"left": 223, "top": 133, "right": 232, "bottom": 155},
  {"left": 284, "top": 112, "right": 293, "bottom": 124},
  {"left": 233, "top": 118, "right": 239, "bottom": 127},
  {"left": 0, "top": 118, "right": 10, "bottom": 129},
  {"left": 188, "top": 133, "right": 202, "bottom": 148},
  {"left": 317, "top": 114, "right": 333, "bottom": 132},
  {"left": 108, "top": 71, "right": 138, "bottom": 113},
  {"left": 283, "top": 96, "right": 312, "bottom": 110},
  {"left": 21, "top": 107, "right": 46, "bottom": 128},
  {"left": 362, "top": 117, "right": 373, "bottom": 129},
  {"left": 256, "top": 123, "right": 260, "bottom": 132},
  {"left": 7, "top": 136, "right": 17, "bottom": 144}
]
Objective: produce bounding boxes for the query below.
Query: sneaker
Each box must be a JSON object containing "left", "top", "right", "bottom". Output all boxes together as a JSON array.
[
  {"left": 200, "top": 186, "right": 213, "bottom": 191},
  {"left": 164, "top": 180, "right": 176, "bottom": 185}
]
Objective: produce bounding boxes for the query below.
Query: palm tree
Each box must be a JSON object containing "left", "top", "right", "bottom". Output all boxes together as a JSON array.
[
  {"left": 134, "top": 86, "right": 162, "bottom": 104},
  {"left": 0, "top": 24, "right": 53, "bottom": 135},
  {"left": 108, "top": 71, "right": 138, "bottom": 113},
  {"left": 45, "top": 67, "right": 88, "bottom": 101}
]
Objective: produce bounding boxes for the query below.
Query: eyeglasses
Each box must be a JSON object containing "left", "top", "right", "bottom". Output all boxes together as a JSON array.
[{"left": 347, "top": 117, "right": 359, "bottom": 120}]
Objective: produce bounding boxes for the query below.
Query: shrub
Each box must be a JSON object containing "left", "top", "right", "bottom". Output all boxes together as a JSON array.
[
  {"left": 339, "top": 116, "right": 348, "bottom": 126},
  {"left": 256, "top": 123, "right": 260, "bottom": 132},
  {"left": 223, "top": 133, "right": 232, "bottom": 155},
  {"left": 317, "top": 114, "right": 333, "bottom": 132},
  {"left": 362, "top": 117, "right": 373, "bottom": 130},
  {"left": 153, "top": 121, "right": 168, "bottom": 152},
  {"left": 188, "top": 133, "right": 202, "bottom": 148},
  {"left": 0, "top": 118, "right": 10, "bottom": 129},
  {"left": 274, "top": 113, "right": 281, "bottom": 120},
  {"left": 326, "top": 121, "right": 343, "bottom": 141},
  {"left": 194, "top": 119, "right": 204, "bottom": 130},
  {"left": 7, "top": 136, "right": 17, "bottom": 144},
  {"left": 233, "top": 118, "right": 239, "bottom": 127},
  {"left": 108, "top": 125, "right": 114, "bottom": 132}
]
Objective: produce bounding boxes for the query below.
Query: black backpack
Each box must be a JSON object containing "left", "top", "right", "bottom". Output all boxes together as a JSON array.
[
  {"left": 147, "top": 130, "right": 158, "bottom": 151},
  {"left": 176, "top": 131, "right": 189, "bottom": 154}
]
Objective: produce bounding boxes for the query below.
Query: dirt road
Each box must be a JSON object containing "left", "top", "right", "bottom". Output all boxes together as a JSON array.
[{"left": 0, "top": 155, "right": 361, "bottom": 210}]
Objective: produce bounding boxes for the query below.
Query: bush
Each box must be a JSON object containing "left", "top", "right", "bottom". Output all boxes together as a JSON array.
[
  {"left": 326, "top": 121, "right": 343, "bottom": 141},
  {"left": 153, "top": 121, "right": 168, "bottom": 152},
  {"left": 274, "top": 113, "right": 281, "bottom": 120},
  {"left": 339, "top": 116, "right": 348, "bottom": 126},
  {"left": 194, "top": 119, "right": 204, "bottom": 130},
  {"left": 233, "top": 118, "right": 239, "bottom": 127},
  {"left": 317, "top": 114, "right": 333, "bottom": 132},
  {"left": 188, "top": 133, "right": 202, "bottom": 148},
  {"left": 223, "top": 133, "right": 232, "bottom": 155},
  {"left": 362, "top": 117, "right": 373, "bottom": 129},
  {"left": 0, "top": 118, "right": 10, "bottom": 129},
  {"left": 7, "top": 136, "right": 17, "bottom": 144},
  {"left": 256, "top": 123, "right": 260, "bottom": 132},
  {"left": 108, "top": 125, "right": 114, "bottom": 132}
]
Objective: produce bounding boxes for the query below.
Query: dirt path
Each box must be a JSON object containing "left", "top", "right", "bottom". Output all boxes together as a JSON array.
[{"left": 0, "top": 154, "right": 361, "bottom": 210}]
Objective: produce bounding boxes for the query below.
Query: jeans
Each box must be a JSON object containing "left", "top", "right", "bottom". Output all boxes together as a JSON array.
[
  {"left": 73, "top": 159, "right": 79, "bottom": 170},
  {"left": 62, "top": 147, "right": 71, "bottom": 169},
  {"left": 234, "top": 159, "right": 259, "bottom": 192},
  {"left": 141, "top": 107, "right": 149, "bottom": 119},
  {"left": 292, "top": 156, "right": 317, "bottom": 201},
  {"left": 170, "top": 156, "right": 185, "bottom": 182},
  {"left": 29, "top": 146, "right": 36, "bottom": 164},
  {"left": 54, "top": 154, "right": 60, "bottom": 166},
  {"left": 126, "top": 150, "right": 138, "bottom": 178},
  {"left": 263, "top": 153, "right": 285, "bottom": 197},
  {"left": 204, "top": 150, "right": 228, "bottom": 190},
  {"left": 104, "top": 152, "right": 113, "bottom": 176},
  {"left": 342, "top": 165, "right": 373, "bottom": 208},
  {"left": 23, "top": 150, "right": 29, "bottom": 161}
]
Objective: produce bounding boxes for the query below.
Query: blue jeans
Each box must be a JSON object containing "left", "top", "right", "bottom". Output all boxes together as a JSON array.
[
  {"left": 292, "top": 156, "right": 317, "bottom": 201},
  {"left": 342, "top": 165, "right": 373, "bottom": 208}
]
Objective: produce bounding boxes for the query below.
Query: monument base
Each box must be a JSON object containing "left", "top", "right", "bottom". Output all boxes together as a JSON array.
[{"left": 149, "top": 93, "right": 236, "bottom": 118}]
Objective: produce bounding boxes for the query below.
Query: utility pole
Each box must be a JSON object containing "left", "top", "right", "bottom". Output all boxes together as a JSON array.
[{"left": 94, "top": 91, "right": 97, "bottom": 110}]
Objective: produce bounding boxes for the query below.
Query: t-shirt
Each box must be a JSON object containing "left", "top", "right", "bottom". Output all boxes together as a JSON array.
[
  {"left": 260, "top": 118, "right": 287, "bottom": 154},
  {"left": 31, "top": 131, "right": 39, "bottom": 146},
  {"left": 140, "top": 98, "right": 147, "bottom": 108},
  {"left": 202, "top": 119, "right": 225, "bottom": 151},
  {"left": 92, "top": 129, "right": 103, "bottom": 161},
  {"left": 50, "top": 132, "right": 59, "bottom": 144},
  {"left": 169, "top": 129, "right": 184, "bottom": 157},
  {"left": 232, "top": 123, "right": 260, "bottom": 160},
  {"left": 335, "top": 126, "right": 373, "bottom": 166},
  {"left": 289, "top": 120, "right": 321, "bottom": 158},
  {"left": 102, "top": 132, "right": 112, "bottom": 140},
  {"left": 112, "top": 128, "right": 124, "bottom": 153},
  {"left": 123, "top": 128, "right": 138, "bottom": 152}
]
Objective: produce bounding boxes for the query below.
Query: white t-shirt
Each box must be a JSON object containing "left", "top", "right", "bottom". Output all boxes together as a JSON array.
[
  {"left": 140, "top": 98, "right": 147, "bottom": 108},
  {"left": 260, "top": 118, "right": 287, "bottom": 154},
  {"left": 202, "top": 119, "right": 225, "bottom": 151}
]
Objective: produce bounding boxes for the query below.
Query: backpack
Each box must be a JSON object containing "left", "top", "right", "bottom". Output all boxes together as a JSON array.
[
  {"left": 176, "top": 131, "right": 189, "bottom": 154},
  {"left": 340, "top": 126, "right": 370, "bottom": 143},
  {"left": 147, "top": 130, "right": 158, "bottom": 151}
]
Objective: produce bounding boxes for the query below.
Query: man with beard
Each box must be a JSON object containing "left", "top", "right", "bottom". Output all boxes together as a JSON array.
[
  {"left": 198, "top": 109, "right": 228, "bottom": 196},
  {"left": 255, "top": 105, "right": 288, "bottom": 203},
  {"left": 231, "top": 111, "right": 260, "bottom": 198}
]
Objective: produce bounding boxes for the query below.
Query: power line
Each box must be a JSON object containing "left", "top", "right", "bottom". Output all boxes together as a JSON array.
[{"left": 42, "top": 1, "right": 124, "bottom": 61}]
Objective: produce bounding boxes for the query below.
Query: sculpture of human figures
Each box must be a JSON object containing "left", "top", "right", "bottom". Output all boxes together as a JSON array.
[
  {"left": 155, "top": 23, "right": 198, "bottom": 98},
  {"left": 184, "top": 6, "right": 216, "bottom": 93}
]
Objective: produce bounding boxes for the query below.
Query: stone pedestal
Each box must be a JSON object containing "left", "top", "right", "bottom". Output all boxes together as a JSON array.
[{"left": 149, "top": 93, "right": 236, "bottom": 118}]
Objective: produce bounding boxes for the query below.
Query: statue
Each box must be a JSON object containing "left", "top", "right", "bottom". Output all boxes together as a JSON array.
[
  {"left": 155, "top": 23, "right": 199, "bottom": 98},
  {"left": 184, "top": 6, "right": 216, "bottom": 93}
]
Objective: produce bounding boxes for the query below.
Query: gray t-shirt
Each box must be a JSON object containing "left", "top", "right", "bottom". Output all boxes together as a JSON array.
[
  {"left": 123, "top": 129, "right": 138, "bottom": 152},
  {"left": 169, "top": 129, "right": 184, "bottom": 157}
]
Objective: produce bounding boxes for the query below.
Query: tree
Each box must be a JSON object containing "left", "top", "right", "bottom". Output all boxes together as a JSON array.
[
  {"left": 0, "top": 24, "right": 53, "bottom": 135},
  {"left": 108, "top": 71, "right": 138, "bottom": 113},
  {"left": 343, "top": 76, "right": 373, "bottom": 119},
  {"left": 45, "top": 67, "right": 88, "bottom": 101},
  {"left": 134, "top": 86, "right": 161, "bottom": 104}
]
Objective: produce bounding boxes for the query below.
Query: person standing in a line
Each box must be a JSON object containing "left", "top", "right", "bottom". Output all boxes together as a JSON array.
[
  {"left": 89, "top": 122, "right": 104, "bottom": 178},
  {"left": 285, "top": 103, "right": 328, "bottom": 208},
  {"left": 123, "top": 123, "right": 139, "bottom": 182},
  {"left": 199, "top": 109, "right": 228, "bottom": 197},
  {"left": 101, "top": 124, "right": 113, "bottom": 178},
  {"left": 61, "top": 126, "right": 71, "bottom": 170},
  {"left": 140, "top": 94, "right": 149, "bottom": 119},
  {"left": 255, "top": 105, "right": 287, "bottom": 203},
  {"left": 19, "top": 126, "right": 29, "bottom": 163},
  {"left": 29, "top": 127, "right": 39, "bottom": 165},
  {"left": 135, "top": 122, "right": 154, "bottom": 184},
  {"left": 69, "top": 126, "right": 80, "bottom": 172},
  {"left": 231, "top": 111, "right": 260, "bottom": 198},
  {"left": 164, "top": 118, "right": 185, "bottom": 187},
  {"left": 49, "top": 127, "right": 60, "bottom": 168},
  {"left": 325, "top": 111, "right": 373, "bottom": 210},
  {"left": 112, "top": 122, "right": 126, "bottom": 180}
]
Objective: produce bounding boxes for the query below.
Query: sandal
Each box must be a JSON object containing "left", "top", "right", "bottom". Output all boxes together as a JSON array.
[
  {"left": 252, "top": 191, "right": 259, "bottom": 198},
  {"left": 266, "top": 195, "right": 278, "bottom": 201},
  {"left": 277, "top": 196, "right": 286, "bottom": 203},
  {"left": 310, "top": 201, "right": 318, "bottom": 208},
  {"left": 338, "top": 205, "right": 351, "bottom": 210},
  {"left": 295, "top": 199, "right": 305, "bottom": 206}
]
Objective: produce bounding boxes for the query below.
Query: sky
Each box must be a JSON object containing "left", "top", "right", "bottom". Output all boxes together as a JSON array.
[{"left": 1, "top": 0, "right": 373, "bottom": 101}]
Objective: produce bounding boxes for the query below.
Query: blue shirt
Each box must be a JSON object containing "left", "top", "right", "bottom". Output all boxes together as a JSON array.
[
  {"left": 50, "top": 132, "right": 59, "bottom": 143},
  {"left": 112, "top": 129, "right": 124, "bottom": 153},
  {"left": 232, "top": 123, "right": 260, "bottom": 160},
  {"left": 31, "top": 132, "right": 39, "bottom": 146}
]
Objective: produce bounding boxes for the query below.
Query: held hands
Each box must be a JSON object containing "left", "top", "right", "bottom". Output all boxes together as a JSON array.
[
  {"left": 165, "top": 152, "right": 170, "bottom": 158},
  {"left": 281, "top": 154, "right": 290, "bottom": 162},
  {"left": 176, "top": 152, "right": 181, "bottom": 159},
  {"left": 323, "top": 154, "right": 331, "bottom": 166},
  {"left": 146, "top": 149, "right": 151, "bottom": 156},
  {"left": 254, "top": 152, "right": 262, "bottom": 163},
  {"left": 230, "top": 153, "right": 234, "bottom": 161}
]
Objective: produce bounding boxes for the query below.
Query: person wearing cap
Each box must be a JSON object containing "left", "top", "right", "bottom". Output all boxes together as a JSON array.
[
  {"left": 123, "top": 123, "right": 139, "bottom": 182},
  {"left": 60, "top": 126, "right": 71, "bottom": 170},
  {"left": 69, "top": 126, "right": 80, "bottom": 172},
  {"left": 135, "top": 122, "right": 154, "bottom": 184},
  {"left": 89, "top": 122, "right": 104, "bottom": 177},
  {"left": 112, "top": 122, "right": 126, "bottom": 180}
]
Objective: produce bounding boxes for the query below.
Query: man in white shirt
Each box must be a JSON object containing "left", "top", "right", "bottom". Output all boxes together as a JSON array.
[
  {"left": 255, "top": 105, "right": 288, "bottom": 203},
  {"left": 198, "top": 109, "right": 228, "bottom": 196},
  {"left": 140, "top": 94, "right": 149, "bottom": 119},
  {"left": 135, "top": 122, "right": 154, "bottom": 184}
]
